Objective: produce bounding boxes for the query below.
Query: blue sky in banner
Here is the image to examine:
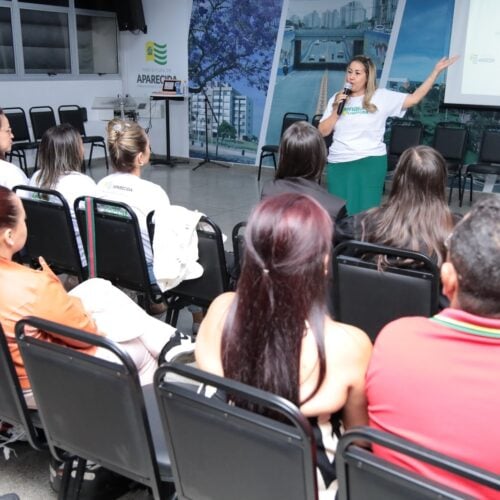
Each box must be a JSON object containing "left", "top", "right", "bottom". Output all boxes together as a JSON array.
[{"left": 389, "top": 0, "right": 454, "bottom": 82}]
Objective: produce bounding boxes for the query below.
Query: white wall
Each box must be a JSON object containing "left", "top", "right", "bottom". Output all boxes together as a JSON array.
[
  {"left": 0, "top": 0, "right": 192, "bottom": 161},
  {"left": 120, "top": 0, "right": 191, "bottom": 158}
]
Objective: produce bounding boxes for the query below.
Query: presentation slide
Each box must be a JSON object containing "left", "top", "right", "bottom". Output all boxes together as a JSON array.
[{"left": 445, "top": 0, "right": 500, "bottom": 107}]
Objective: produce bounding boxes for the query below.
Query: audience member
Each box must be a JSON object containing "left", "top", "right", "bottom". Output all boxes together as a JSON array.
[
  {"left": 261, "top": 121, "right": 346, "bottom": 222},
  {"left": 29, "top": 123, "right": 96, "bottom": 264},
  {"left": 366, "top": 196, "right": 500, "bottom": 499},
  {"left": 97, "top": 119, "right": 170, "bottom": 277},
  {"left": 336, "top": 145, "right": 455, "bottom": 267},
  {"left": 0, "top": 187, "right": 189, "bottom": 407},
  {"left": 196, "top": 193, "right": 371, "bottom": 497},
  {"left": 0, "top": 109, "right": 28, "bottom": 189}
]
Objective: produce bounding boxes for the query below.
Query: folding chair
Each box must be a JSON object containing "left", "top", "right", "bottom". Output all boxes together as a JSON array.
[
  {"left": 258, "top": 112, "right": 309, "bottom": 181},
  {"left": 0, "top": 322, "right": 45, "bottom": 451},
  {"left": 462, "top": 128, "right": 500, "bottom": 206},
  {"left": 387, "top": 119, "right": 424, "bottom": 172},
  {"left": 58, "top": 105, "right": 108, "bottom": 172},
  {"left": 3, "top": 107, "right": 38, "bottom": 175},
  {"left": 332, "top": 240, "right": 440, "bottom": 342},
  {"left": 155, "top": 362, "right": 318, "bottom": 500},
  {"left": 29, "top": 106, "right": 57, "bottom": 169},
  {"left": 432, "top": 122, "right": 468, "bottom": 204},
  {"left": 337, "top": 427, "right": 500, "bottom": 499},
  {"left": 159, "top": 216, "right": 230, "bottom": 326},
  {"left": 14, "top": 186, "right": 86, "bottom": 282},
  {"left": 15, "top": 316, "right": 174, "bottom": 500},
  {"left": 74, "top": 196, "right": 164, "bottom": 310}
]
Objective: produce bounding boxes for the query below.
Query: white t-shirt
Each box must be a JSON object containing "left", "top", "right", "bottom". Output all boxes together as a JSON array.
[
  {"left": 29, "top": 171, "right": 97, "bottom": 264},
  {"left": 321, "top": 88, "right": 407, "bottom": 163},
  {"left": 97, "top": 172, "right": 170, "bottom": 263},
  {"left": 0, "top": 159, "right": 28, "bottom": 189}
]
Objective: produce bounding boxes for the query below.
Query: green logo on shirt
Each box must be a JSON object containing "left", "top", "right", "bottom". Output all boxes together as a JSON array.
[{"left": 343, "top": 106, "right": 368, "bottom": 115}]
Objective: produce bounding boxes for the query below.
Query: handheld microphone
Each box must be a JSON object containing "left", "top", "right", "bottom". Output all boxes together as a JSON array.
[{"left": 337, "top": 82, "right": 353, "bottom": 115}]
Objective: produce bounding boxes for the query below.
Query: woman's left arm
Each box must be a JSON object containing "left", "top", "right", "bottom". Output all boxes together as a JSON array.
[{"left": 402, "top": 56, "right": 459, "bottom": 109}]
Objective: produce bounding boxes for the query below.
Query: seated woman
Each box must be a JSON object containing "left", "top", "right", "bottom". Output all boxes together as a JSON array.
[
  {"left": 0, "top": 187, "right": 189, "bottom": 407},
  {"left": 336, "top": 145, "right": 456, "bottom": 268},
  {"left": 29, "top": 123, "right": 97, "bottom": 265},
  {"left": 196, "top": 193, "right": 372, "bottom": 497},
  {"left": 0, "top": 108, "right": 28, "bottom": 189},
  {"left": 261, "top": 121, "right": 347, "bottom": 222},
  {"left": 97, "top": 119, "right": 170, "bottom": 279}
]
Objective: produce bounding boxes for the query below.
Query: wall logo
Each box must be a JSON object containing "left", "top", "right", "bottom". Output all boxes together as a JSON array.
[{"left": 145, "top": 41, "right": 167, "bottom": 65}]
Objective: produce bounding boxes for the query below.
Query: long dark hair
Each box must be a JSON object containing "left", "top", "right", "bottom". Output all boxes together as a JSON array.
[
  {"left": 37, "top": 124, "right": 84, "bottom": 189},
  {"left": 362, "top": 145, "right": 454, "bottom": 266},
  {"left": 276, "top": 121, "right": 326, "bottom": 181},
  {"left": 222, "top": 193, "right": 332, "bottom": 406}
]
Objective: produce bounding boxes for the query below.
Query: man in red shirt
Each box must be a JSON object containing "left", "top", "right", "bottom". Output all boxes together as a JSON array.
[{"left": 366, "top": 197, "right": 500, "bottom": 500}]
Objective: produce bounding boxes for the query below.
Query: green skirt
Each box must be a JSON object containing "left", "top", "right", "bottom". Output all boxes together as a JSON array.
[{"left": 326, "top": 155, "right": 387, "bottom": 215}]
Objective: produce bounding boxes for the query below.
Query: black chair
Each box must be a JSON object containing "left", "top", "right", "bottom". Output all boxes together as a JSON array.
[
  {"left": 337, "top": 427, "right": 500, "bottom": 500},
  {"left": 0, "top": 322, "right": 45, "bottom": 451},
  {"left": 387, "top": 119, "right": 424, "bottom": 172},
  {"left": 155, "top": 362, "right": 318, "bottom": 500},
  {"left": 332, "top": 241, "right": 440, "bottom": 342},
  {"left": 29, "top": 106, "right": 57, "bottom": 169},
  {"left": 3, "top": 107, "right": 38, "bottom": 175},
  {"left": 162, "top": 216, "right": 230, "bottom": 326},
  {"left": 15, "top": 316, "right": 174, "bottom": 500},
  {"left": 74, "top": 196, "right": 163, "bottom": 310},
  {"left": 231, "top": 220, "right": 246, "bottom": 287},
  {"left": 258, "top": 112, "right": 309, "bottom": 181},
  {"left": 14, "top": 186, "right": 86, "bottom": 282},
  {"left": 312, "top": 112, "right": 332, "bottom": 149},
  {"left": 462, "top": 128, "right": 500, "bottom": 206},
  {"left": 432, "top": 122, "right": 468, "bottom": 204},
  {"left": 58, "top": 105, "right": 109, "bottom": 172}
]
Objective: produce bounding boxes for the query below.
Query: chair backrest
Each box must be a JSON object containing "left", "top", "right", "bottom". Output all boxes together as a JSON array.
[
  {"left": 74, "top": 196, "right": 153, "bottom": 297},
  {"left": 3, "top": 107, "right": 33, "bottom": 143},
  {"left": 29, "top": 106, "right": 57, "bottom": 141},
  {"left": 388, "top": 119, "right": 424, "bottom": 156},
  {"left": 433, "top": 122, "right": 468, "bottom": 163},
  {"left": 231, "top": 220, "right": 246, "bottom": 284},
  {"left": 165, "top": 216, "right": 230, "bottom": 307},
  {"left": 0, "top": 322, "right": 45, "bottom": 450},
  {"left": 332, "top": 240, "right": 440, "bottom": 342},
  {"left": 478, "top": 128, "right": 500, "bottom": 164},
  {"left": 281, "top": 112, "right": 309, "bottom": 138},
  {"left": 155, "top": 363, "right": 318, "bottom": 500},
  {"left": 58, "top": 105, "right": 86, "bottom": 136},
  {"left": 336, "top": 427, "right": 500, "bottom": 500},
  {"left": 15, "top": 316, "right": 166, "bottom": 498},
  {"left": 14, "top": 186, "right": 85, "bottom": 281}
]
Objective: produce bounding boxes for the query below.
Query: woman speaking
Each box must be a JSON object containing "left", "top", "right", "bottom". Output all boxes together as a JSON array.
[{"left": 318, "top": 55, "right": 457, "bottom": 215}]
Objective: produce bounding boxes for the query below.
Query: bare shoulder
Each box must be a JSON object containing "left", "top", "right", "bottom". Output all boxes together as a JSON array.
[
  {"left": 324, "top": 317, "right": 372, "bottom": 364},
  {"left": 194, "top": 292, "right": 235, "bottom": 375}
]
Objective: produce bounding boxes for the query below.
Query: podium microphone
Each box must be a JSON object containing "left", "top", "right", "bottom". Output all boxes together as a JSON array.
[{"left": 337, "top": 82, "right": 353, "bottom": 115}]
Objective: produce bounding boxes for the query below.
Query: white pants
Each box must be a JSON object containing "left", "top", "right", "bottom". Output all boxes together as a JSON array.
[{"left": 24, "top": 279, "right": 176, "bottom": 407}]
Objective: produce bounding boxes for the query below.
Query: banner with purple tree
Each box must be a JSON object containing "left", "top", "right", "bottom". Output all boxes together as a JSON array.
[{"left": 188, "top": 0, "right": 283, "bottom": 164}]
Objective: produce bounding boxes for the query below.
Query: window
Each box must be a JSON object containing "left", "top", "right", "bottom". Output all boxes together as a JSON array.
[
  {"left": 0, "top": 7, "right": 14, "bottom": 74},
  {"left": 0, "top": 0, "right": 118, "bottom": 78},
  {"left": 77, "top": 15, "right": 118, "bottom": 74},
  {"left": 21, "top": 9, "right": 70, "bottom": 74}
]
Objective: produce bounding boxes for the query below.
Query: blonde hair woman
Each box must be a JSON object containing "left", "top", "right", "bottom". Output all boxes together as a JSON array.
[
  {"left": 318, "top": 55, "right": 457, "bottom": 215},
  {"left": 97, "top": 119, "right": 170, "bottom": 282}
]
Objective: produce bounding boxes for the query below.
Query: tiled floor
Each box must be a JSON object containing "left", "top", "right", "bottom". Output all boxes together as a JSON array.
[{"left": 0, "top": 157, "right": 492, "bottom": 499}]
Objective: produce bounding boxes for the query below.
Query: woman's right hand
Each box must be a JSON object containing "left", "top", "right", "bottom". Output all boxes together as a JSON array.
[{"left": 333, "top": 91, "right": 349, "bottom": 110}]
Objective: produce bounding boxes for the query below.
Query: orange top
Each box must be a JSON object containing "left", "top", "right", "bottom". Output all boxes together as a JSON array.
[{"left": 0, "top": 256, "right": 99, "bottom": 389}]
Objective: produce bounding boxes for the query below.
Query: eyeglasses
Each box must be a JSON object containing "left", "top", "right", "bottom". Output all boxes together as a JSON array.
[{"left": 0, "top": 128, "right": 12, "bottom": 134}]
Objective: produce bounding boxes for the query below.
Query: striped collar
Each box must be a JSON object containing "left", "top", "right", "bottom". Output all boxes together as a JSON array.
[{"left": 431, "top": 308, "right": 500, "bottom": 339}]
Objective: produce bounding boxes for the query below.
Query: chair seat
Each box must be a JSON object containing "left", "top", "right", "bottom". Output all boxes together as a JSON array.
[
  {"left": 83, "top": 136, "right": 105, "bottom": 143},
  {"left": 12, "top": 141, "right": 39, "bottom": 151},
  {"left": 466, "top": 163, "right": 500, "bottom": 175},
  {"left": 142, "top": 384, "right": 173, "bottom": 482},
  {"left": 261, "top": 144, "right": 279, "bottom": 153}
]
